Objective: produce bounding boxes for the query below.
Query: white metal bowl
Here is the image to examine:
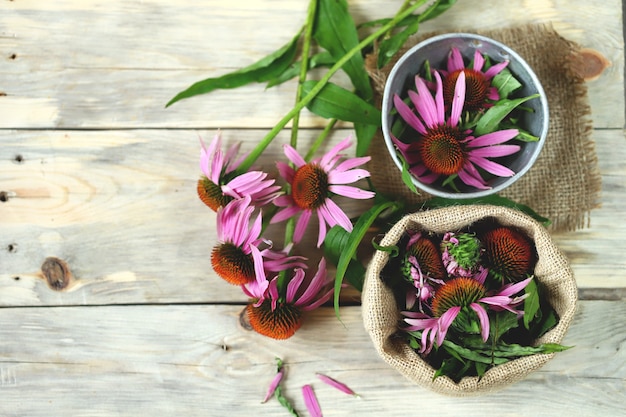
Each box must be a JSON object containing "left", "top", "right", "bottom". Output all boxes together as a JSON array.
[{"left": 381, "top": 33, "right": 549, "bottom": 199}]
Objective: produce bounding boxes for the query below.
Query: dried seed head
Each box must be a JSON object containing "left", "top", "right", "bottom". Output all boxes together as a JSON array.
[
  {"left": 211, "top": 243, "right": 256, "bottom": 285},
  {"left": 246, "top": 300, "right": 303, "bottom": 339},
  {"left": 481, "top": 226, "right": 536, "bottom": 281}
]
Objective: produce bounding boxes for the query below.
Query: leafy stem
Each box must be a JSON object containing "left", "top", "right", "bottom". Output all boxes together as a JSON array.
[{"left": 235, "top": 0, "right": 430, "bottom": 174}]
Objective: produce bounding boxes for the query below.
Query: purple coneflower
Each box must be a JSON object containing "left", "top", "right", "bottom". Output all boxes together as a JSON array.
[
  {"left": 403, "top": 276, "right": 532, "bottom": 354},
  {"left": 271, "top": 137, "right": 375, "bottom": 247},
  {"left": 443, "top": 47, "right": 509, "bottom": 112},
  {"left": 244, "top": 258, "right": 334, "bottom": 339},
  {"left": 392, "top": 71, "right": 521, "bottom": 189},
  {"left": 212, "top": 196, "right": 304, "bottom": 287},
  {"left": 197, "top": 131, "right": 281, "bottom": 211}
]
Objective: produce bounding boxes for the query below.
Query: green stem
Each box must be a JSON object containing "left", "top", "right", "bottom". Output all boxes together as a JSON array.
[
  {"left": 290, "top": 0, "right": 318, "bottom": 148},
  {"left": 304, "top": 118, "right": 338, "bottom": 162},
  {"left": 236, "top": 0, "right": 429, "bottom": 174}
]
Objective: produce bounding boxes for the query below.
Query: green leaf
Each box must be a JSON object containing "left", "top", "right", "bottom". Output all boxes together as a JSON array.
[
  {"left": 474, "top": 94, "right": 540, "bottom": 135},
  {"left": 301, "top": 81, "right": 382, "bottom": 125},
  {"left": 314, "top": 0, "right": 373, "bottom": 100},
  {"left": 265, "top": 52, "right": 335, "bottom": 88},
  {"left": 533, "top": 308, "right": 559, "bottom": 338},
  {"left": 490, "top": 310, "right": 520, "bottom": 342},
  {"left": 274, "top": 386, "right": 300, "bottom": 417},
  {"left": 442, "top": 340, "right": 509, "bottom": 365},
  {"left": 377, "top": 17, "right": 421, "bottom": 68},
  {"left": 523, "top": 278, "right": 540, "bottom": 330},
  {"left": 354, "top": 123, "right": 379, "bottom": 157},
  {"left": 333, "top": 200, "right": 401, "bottom": 315},
  {"left": 491, "top": 67, "right": 523, "bottom": 99},
  {"left": 421, "top": 194, "right": 551, "bottom": 227},
  {"left": 323, "top": 226, "right": 368, "bottom": 292},
  {"left": 166, "top": 30, "right": 301, "bottom": 107},
  {"left": 401, "top": 156, "right": 420, "bottom": 194}
]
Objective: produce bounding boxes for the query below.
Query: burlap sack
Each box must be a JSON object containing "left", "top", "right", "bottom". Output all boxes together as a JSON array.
[
  {"left": 361, "top": 205, "right": 577, "bottom": 396},
  {"left": 365, "top": 24, "right": 601, "bottom": 232}
]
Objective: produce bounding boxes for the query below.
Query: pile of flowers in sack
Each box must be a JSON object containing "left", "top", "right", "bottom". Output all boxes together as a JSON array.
[
  {"left": 198, "top": 132, "right": 374, "bottom": 339},
  {"left": 379, "top": 218, "right": 568, "bottom": 381}
]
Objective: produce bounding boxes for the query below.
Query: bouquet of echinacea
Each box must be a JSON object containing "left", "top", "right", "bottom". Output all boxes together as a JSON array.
[
  {"left": 382, "top": 34, "right": 548, "bottom": 196},
  {"left": 362, "top": 205, "right": 577, "bottom": 395}
]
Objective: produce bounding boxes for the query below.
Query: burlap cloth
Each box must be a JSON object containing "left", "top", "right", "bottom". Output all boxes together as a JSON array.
[
  {"left": 361, "top": 205, "right": 577, "bottom": 396},
  {"left": 365, "top": 24, "right": 601, "bottom": 232}
]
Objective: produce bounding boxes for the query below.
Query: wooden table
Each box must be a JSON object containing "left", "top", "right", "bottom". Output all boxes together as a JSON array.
[{"left": 1, "top": 1, "right": 624, "bottom": 415}]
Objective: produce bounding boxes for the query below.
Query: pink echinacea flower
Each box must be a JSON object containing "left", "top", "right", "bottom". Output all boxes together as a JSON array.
[
  {"left": 392, "top": 71, "right": 520, "bottom": 189},
  {"left": 271, "top": 136, "right": 375, "bottom": 247},
  {"left": 197, "top": 131, "right": 281, "bottom": 211}
]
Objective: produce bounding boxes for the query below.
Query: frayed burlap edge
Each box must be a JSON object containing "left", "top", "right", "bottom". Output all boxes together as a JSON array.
[
  {"left": 364, "top": 24, "right": 601, "bottom": 233},
  {"left": 361, "top": 205, "right": 578, "bottom": 396}
]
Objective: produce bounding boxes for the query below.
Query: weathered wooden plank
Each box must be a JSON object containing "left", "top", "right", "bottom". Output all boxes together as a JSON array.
[
  {"left": 0, "top": 301, "right": 623, "bottom": 416},
  {"left": 0, "top": 0, "right": 622, "bottom": 129},
  {"left": 0, "top": 128, "right": 624, "bottom": 306}
]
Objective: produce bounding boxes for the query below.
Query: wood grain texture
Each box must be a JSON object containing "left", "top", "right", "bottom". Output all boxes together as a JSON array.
[
  {"left": 0, "top": 0, "right": 622, "bottom": 129},
  {"left": 1, "top": 128, "right": 624, "bottom": 306},
  {"left": 0, "top": 301, "right": 623, "bottom": 416},
  {"left": 0, "top": 1, "right": 624, "bottom": 414}
]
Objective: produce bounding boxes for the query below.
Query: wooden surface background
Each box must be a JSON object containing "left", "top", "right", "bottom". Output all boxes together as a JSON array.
[{"left": 0, "top": 0, "right": 624, "bottom": 415}]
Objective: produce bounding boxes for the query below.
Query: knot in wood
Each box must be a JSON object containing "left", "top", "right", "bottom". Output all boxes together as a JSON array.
[{"left": 41, "top": 257, "right": 73, "bottom": 290}]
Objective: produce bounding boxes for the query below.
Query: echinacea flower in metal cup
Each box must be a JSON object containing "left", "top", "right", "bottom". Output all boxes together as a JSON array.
[
  {"left": 382, "top": 33, "right": 549, "bottom": 198},
  {"left": 197, "top": 131, "right": 281, "bottom": 211},
  {"left": 271, "top": 136, "right": 375, "bottom": 247},
  {"left": 244, "top": 258, "right": 334, "bottom": 339},
  {"left": 391, "top": 71, "right": 521, "bottom": 190}
]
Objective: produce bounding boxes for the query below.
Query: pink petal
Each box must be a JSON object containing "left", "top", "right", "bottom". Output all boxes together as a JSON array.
[
  {"left": 328, "top": 185, "right": 375, "bottom": 199},
  {"left": 469, "top": 144, "right": 520, "bottom": 158},
  {"left": 327, "top": 168, "right": 371, "bottom": 185},
  {"left": 320, "top": 136, "right": 352, "bottom": 170},
  {"left": 394, "top": 94, "right": 427, "bottom": 135},
  {"left": 468, "top": 156, "right": 515, "bottom": 177},
  {"left": 316, "top": 209, "right": 327, "bottom": 248},
  {"left": 333, "top": 156, "right": 370, "bottom": 172},
  {"left": 283, "top": 144, "right": 306, "bottom": 168},
  {"left": 437, "top": 306, "right": 460, "bottom": 346},
  {"left": 458, "top": 165, "right": 490, "bottom": 189},
  {"left": 412, "top": 76, "right": 438, "bottom": 128},
  {"left": 449, "top": 71, "right": 466, "bottom": 127},
  {"left": 470, "top": 303, "right": 490, "bottom": 342},
  {"left": 319, "top": 199, "right": 352, "bottom": 232},
  {"left": 316, "top": 373, "right": 359, "bottom": 397},
  {"left": 484, "top": 60, "right": 509, "bottom": 79},
  {"left": 466, "top": 129, "right": 519, "bottom": 147},
  {"left": 447, "top": 47, "right": 464, "bottom": 72},
  {"left": 286, "top": 268, "right": 305, "bottom": 304},
  {"left": 473, "top": 49, "right": 485, "bottom": 72},
  {"left": 293, "top": 209, "right": 312, "bottom": 244},
  {"left": 276, "top": 161, "right": 296, "bottom": 183},
  {"left": 302, "top": 385, "right": 322, "bottom": 417},
  {"left": 497, "top": 276, "right": 533, "bottom": 297},
  {"left": 270, "top": 204, "right": 300, "bottom": 223},
  {"left": 434, "top": 71, "right": 445, "bottom": 124},
  {"left": 296, "top": 258, "right": 327, "bottom": 307},
  {"left": 262, "top": 369, "right": 284, "bottom": 403}
]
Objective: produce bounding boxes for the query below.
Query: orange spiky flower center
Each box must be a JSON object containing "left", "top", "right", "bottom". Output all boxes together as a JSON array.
[
  {"left": 211, "top": 242, "right": 255, "bottom": 285},
  {"left": 444, "top": 69, "right": 490, "bottom": 112},
  {"left": 246, "top": 300, "right": 303, "bottom": 339},
  {"left": 406, "top": 236, "right": 447, "bottom": 281},
  {"left": 197, "top": 177, "right": 233, "bottom": 211},
  {"left": 291, "top": 163, "right": 328, "bottom": 210},
  {"left": 431, "top": 277, "right": 486, "bottom": 317},
  {"left": 482, "top": 226, "right": 536, "bottom": 281},
  {"left": 418, "top": 125, "right": 466, "bottom": 175}
]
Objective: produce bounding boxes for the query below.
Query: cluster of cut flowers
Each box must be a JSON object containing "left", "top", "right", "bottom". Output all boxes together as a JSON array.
[
  {"left": 198, "top": 132, "right": 374, "bottom": 340},
  {"left": 381, "top": 219, "right": 568, "bottom": 381},
  {"left": 391, "top": 46, "right": 540, "bottom": 191}
]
